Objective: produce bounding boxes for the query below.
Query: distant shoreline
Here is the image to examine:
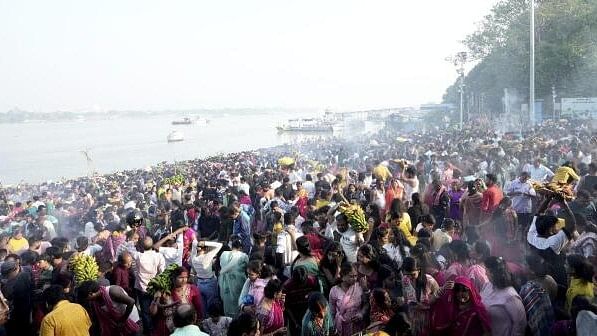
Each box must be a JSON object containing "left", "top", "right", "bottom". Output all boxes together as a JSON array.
[{"left": 0, "top": 108, "right": 319, "bottom": 124}]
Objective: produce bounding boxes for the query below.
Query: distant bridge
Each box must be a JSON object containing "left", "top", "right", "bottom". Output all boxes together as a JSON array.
[{"left": 332, "top": 107, "right": 420, "bottom": 121}]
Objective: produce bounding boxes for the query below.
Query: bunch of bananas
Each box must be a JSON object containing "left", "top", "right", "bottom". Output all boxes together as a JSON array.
[
  {"left": 147, "top": 264, "right": 180, "bottom": 295},
  {"left": 69, "top": 253, "right": 99, "bottom": 283},
  {"left": 164, "top": 174, "right": 185, "bottom": 186},
  {"left": 338, "top": 202, "right": 368, "bottom": 233},
  {"left": 277, "top": 157, "right": 295, "bottom": 167}
]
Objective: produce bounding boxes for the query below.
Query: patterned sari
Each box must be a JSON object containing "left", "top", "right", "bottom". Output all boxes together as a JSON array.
[
  {"left": 329, "top": 283, "right": 364, "bottom": 336},
  {"left": 520, "top": 280, "right": 554, "bottom": 336},
  {"left": 256, "top": 299, "right": 285, "bottom": 334}
]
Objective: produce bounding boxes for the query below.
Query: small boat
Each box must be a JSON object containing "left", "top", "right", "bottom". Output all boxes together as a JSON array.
[
  {"left": 172, "top": 117, "right": 193, "bottom": 125},
  {"left": 276, "top": 118, "right": 334, "bottom": 133},
  {"left": 171, "top": 117, "right": 210, "bottom": 125},
  {"left": 167, "top": 131, "right": 184, "bottom": 142}
]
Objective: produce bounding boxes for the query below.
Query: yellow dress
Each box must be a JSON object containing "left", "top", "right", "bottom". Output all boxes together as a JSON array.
[
  {"left": 566, "top": 277, "right": 594, "bottom": 313},
  {"left": 394, "top": 212, "right": 417, "bottom": 247}
]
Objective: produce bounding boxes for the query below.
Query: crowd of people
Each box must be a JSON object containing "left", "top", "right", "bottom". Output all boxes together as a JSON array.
[{"left": 0, "top": 118, "right": 596, "bottom": 336}]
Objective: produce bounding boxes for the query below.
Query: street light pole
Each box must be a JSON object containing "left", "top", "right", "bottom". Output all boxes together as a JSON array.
[
  {"left": 529, "top": 0, "right": 535, "bottom": 126},
  {"left": 456, "top": 52, "right": 467, "bottom": 129},
  {"left": 552, "top": 85, "right": 557, "bottom": 120},
  {"left": 447, "top": 52, "right": 467, "bottom": 129},
  {"left": 459, "top": 75, "right": 464, "bottom": 129}
]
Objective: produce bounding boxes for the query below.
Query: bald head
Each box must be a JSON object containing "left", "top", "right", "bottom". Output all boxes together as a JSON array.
[
  {"left": 142, "top": 236, "right": 154, "bottom": 251},
  {"left": 173, "top": 303, "right": 196, "bottom": 328}
]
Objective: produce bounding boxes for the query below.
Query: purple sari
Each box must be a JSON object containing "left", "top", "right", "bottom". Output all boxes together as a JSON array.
[{"left": 448, "top": 189, "right": 464, "bottom": 220}]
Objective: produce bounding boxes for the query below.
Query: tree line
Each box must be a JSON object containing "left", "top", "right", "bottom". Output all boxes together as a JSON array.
[{"left": 442, "top": 0, "right": 597, "bottom": 121}]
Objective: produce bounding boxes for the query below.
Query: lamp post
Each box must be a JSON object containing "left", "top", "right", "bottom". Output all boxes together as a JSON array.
[
  {"left": 552, "top": 85, "right": 557, "bottom": 120},
  {"left": 447, "top": 52, "right": 468, "bottom": 129},
  {"left": 529, "top": 0, "right": 535, "bottom": 126}
]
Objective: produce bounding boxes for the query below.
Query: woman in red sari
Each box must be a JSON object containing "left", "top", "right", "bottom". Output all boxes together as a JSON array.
[
  {"left": 150, "top": 266, "right": 204, "bottom": 336},
  {"left": 256, "top": 279, "right": 287, "bottom": 336},
  {"left": 170, "top": 266, "right": 203, "bottom": 320},
  {"left": 431, "top": 276, "right": 491, "bottom": 336}
]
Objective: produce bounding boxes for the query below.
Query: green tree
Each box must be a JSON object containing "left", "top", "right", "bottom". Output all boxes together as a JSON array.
[{"left": 443, "top": 0, "right": 597, "bottom": 118}]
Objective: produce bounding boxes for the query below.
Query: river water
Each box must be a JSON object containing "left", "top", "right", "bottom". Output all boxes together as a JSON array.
[{"left": 0, "top": 111, "right": 334, "bottom": 184}]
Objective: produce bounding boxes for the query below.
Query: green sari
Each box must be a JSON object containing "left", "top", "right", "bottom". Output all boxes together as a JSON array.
[{"left": 219, "top": 250, "right": 249, "bottom": 317}]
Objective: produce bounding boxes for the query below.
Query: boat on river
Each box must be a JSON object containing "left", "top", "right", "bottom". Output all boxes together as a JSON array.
[
  {"left": 172, "top": 117, "right": 193, "bottom": 125},
  {"left": 167, "top": 130, "right": 184, "bottom": 142},
  {"left": 276, "top": 118, "right": 335, "bottom": 133},
  {"left": 171, "top": 117, "right": 209, "bottom": 125}
]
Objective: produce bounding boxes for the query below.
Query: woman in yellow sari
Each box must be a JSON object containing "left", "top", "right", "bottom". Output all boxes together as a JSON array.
[{"left": 565, "top": 254, "right": 595, "bottom": 313}]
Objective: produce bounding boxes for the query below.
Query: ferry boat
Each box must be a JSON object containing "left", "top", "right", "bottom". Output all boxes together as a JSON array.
[
  {"left": 276, "top": 118, "right": 334, "bottom": 132},
  {"left": 167, "top": 131, "right": 184, "bottom": 142}
]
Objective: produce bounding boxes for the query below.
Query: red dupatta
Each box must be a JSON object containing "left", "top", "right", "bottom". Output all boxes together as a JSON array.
[{"left": 430, "top": 276, "right": 490, "bottom": 335}]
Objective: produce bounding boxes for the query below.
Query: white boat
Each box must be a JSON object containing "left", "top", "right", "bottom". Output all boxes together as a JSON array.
[
  {"left": 167, "top": 131, "right": 184, "bottom": 142},
  {"left": 171, "top": 117, "right": 210, "bottom": 125},
  {"left": 172, "top": 117, "right": 193, "bottom": 125},
  {"left": 276, "top": 118, "right": 334, "bottom": 133}
]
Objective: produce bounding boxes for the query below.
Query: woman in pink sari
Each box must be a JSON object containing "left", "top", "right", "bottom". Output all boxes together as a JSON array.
[
  {"left": 239, "top": 260, "right": 272, "bottom": 313},
  {"left": 329, "top": 263, "right": 367, "bottom": 336},
  {"left": 445, "top": 240, "right": 488, "bottom": 293},
  {"left": 181, "top": 226, "right": 196, "bottom": 268},
  {"left": 256, "top": 279, "right": 287, "bottom": 336},
  {"left": 431, "top": 276, "right": 491, "bottom": 336}
]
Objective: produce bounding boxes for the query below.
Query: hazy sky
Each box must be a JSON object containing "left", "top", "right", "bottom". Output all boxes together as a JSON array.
[{"left": 0, "top": 0, "right": 497, "bottom": 112}]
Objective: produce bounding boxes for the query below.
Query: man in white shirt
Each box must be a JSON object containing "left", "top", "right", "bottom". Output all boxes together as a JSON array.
[
  {"left": 527, "top": 215, "right": 570, "bottom": 255},
  {"left": 238, "top": 177, "right": 251, "bottom": 196},
  {"left": 325, "top": 213, "right": 361, "bottom": 263},
  {"left": 154, "top": 227, "right": 186, "bottom": 267},
  {"left": 524, "top": 159, "right": 555, "bottom": 182},
  {"left": 505, "top": 171, "right": 537, "bottom": 238},
  {"left": 33, "top": 214, "right": 57, "bottom": 240},
  {"left": 303, "top": 174, "right": 316, "bottom": 200},
  {"left": 76, "top": 236, "right": 103, "bottom": 257},
  {"left": 31, "top": 195, "right": 45, "bottom": 209},
  {"left": 527, "top": 197, "right": 575, "bottom": 293},
  {"left": 270, "top": 178, "right": 282, "bottom": 192},
  {"left": 190, "top": 239, "right": 223, "bottom": 310},
  {"left": 132, "top": 236, "right": 165, "bottom": 333}
]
